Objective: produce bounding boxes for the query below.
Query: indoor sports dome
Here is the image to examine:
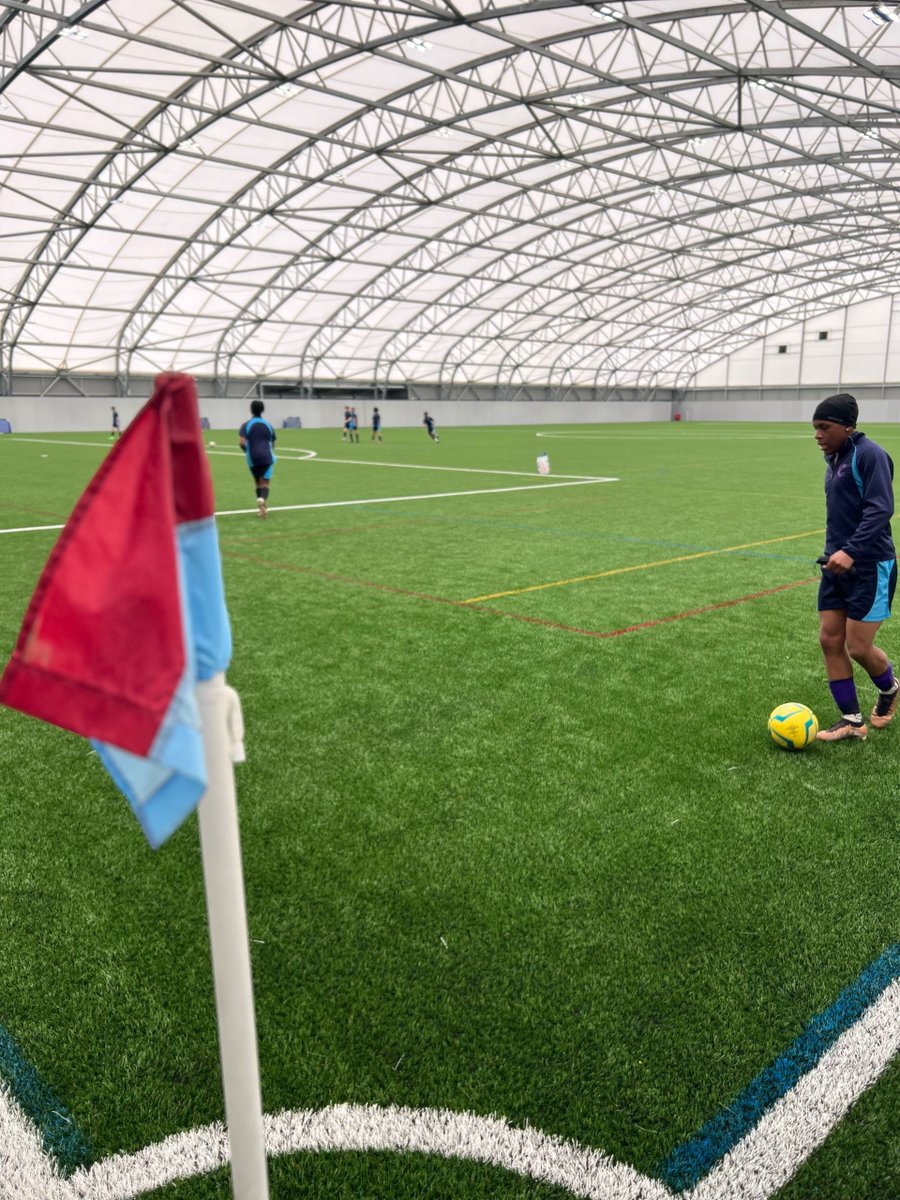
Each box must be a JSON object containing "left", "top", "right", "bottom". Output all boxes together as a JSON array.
[
  {"left": 3, "top": 0, "right": 900, "bottom": 428},
  {"left": 5, "top": 9, "right": 900, "bottom": 1200}
]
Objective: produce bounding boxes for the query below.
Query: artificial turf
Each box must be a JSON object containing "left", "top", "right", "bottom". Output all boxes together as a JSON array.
[{"left": 0, "top": 420, "right": 897, "bottom": 1198}]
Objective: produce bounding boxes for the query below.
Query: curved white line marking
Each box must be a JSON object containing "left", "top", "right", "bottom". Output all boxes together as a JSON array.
[
  {"left": 68, "top": 1105, "right": 672, "bottom": 1200},
  {"left": 3, "top": 972, "right": 900, "bottom": 1200},
  {"left": 265, "top": 447, "right": 317, "bottom": 459}
]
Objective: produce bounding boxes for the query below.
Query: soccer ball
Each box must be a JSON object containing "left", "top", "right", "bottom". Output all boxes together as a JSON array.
[
  {"left": 209, "top": 440, "right": 216, "bottom": 447},
  {"left": 768, "top": 702, "right": 818, "bottom": 750}
]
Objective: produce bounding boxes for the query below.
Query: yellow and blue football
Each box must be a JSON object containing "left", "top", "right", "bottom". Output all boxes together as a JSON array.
[{"left": 768, "top": 702, "right": 818, "bottom": 750}]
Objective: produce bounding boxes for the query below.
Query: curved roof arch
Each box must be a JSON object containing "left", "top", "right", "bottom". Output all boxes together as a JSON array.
[{"left": 3, "top": 0, "right": 900, "bottom": 390}]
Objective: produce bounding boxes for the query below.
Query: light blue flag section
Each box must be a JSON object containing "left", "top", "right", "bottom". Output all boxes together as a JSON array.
[{"left": 93, "top": 519, "right": 232, "bottom": 848}]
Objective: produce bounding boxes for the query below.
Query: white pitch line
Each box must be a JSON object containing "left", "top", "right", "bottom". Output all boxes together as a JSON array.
[
  {"left": 213, "top": 478, "right": 617, "bottom": 516},
  {"left": 0, "top": 522, "right": 67, "bottom": 534},
  {"left": 685, "top": 976, "right": 900, "bottom": 1200},
  {"left": 534, "top": 432, "right": 810, "bottom": 441},
  {"left": 2, "top": 976, "right": 900, "bottom": 1199},
  {"left": 7, "top": 436, "right": 603, "bottom": 481},
  {"left": 2, "top": 436, "right": 118, "bottom": 449},
  {"left": 0, "top": 1082, "right": 70, "bottom": 1199},
  {"left": 65, "top": 1104, "right": 673, "bottom": 1200},
  {"left": 309, "top": 455, "right": 606, "bottom": 481},
  {"left": 0, "top": 479, "right": 616, "bottom": 536}
]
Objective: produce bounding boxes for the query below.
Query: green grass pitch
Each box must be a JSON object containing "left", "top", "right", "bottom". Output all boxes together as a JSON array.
[{"left": 0, "top": 420, "right": 898, "bottom": 1199}]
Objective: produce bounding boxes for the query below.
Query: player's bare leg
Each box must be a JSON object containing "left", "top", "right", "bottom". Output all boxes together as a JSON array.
[{"left": 817, "top": 609, "right": 866, "bottom": 741}]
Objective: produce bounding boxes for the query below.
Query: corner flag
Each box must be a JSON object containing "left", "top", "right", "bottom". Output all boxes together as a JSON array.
[
  {"left": 0, "top": 373, "right": 231, "bottom": 847},
  {"left": 0, "top": 373, "right": 270, "bottom": 1197}
]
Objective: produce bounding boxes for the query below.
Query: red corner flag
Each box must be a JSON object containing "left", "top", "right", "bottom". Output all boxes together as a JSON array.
[{"left": 0, "top": 373, "right": 231, "bottom": 846}]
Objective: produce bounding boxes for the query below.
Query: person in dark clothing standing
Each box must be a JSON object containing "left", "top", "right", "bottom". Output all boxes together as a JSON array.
[
  {"left": 813, "top": 392, "right": 898, "bottom": 742},
  {"left": 239, "top": 399, "right": 277, "bottom": 519}
]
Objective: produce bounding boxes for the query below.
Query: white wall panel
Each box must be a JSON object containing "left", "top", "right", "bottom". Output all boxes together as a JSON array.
[
  {"left": 762, "top": 321, "right": 803, "bottom": 386},
  {"left": 841, "top": 297, "right": 892, "bottom": 383},
  {"left": 725, "top": 342, "right": 764, "bottom": 387},
  {"left": 696, "top": 297, "right": 900, "bottom": 391}
]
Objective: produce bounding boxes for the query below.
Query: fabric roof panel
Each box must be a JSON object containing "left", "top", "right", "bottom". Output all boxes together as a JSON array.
[{"left": 5, "top": 1, "right": 900, "bottom": 388}]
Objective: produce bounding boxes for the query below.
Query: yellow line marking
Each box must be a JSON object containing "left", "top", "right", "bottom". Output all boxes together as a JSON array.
[{"left": 462, "top": 529, "right": 825, "bottom": 604}]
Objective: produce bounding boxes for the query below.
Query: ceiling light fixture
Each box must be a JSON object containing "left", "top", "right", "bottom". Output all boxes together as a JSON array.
[
  {"left": 407, "top": 37, "right": 433, "bottom": 51},
  {"left": 59, "top": 25, "right": 89, "bottom": 40},
  {"left": 594, "top": 5, "right": 618, "bottom": 21},
  {"left": 274, "top": 82, "right": 300, "bottom": 98},
  {"left": 863, "top": 4, "right": 900, "bottom": 23}
]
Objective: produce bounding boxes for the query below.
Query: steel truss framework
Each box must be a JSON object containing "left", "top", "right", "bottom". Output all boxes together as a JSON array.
[{"left": 2, "top": 0, "right": 900, "bottom": 393}]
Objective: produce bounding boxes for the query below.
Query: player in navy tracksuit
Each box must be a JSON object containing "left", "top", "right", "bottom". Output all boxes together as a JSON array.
[
  {"left": 423, "top": 411, "right": 439, "bottom": 442},
  {"left": 813, "top": 393, "right": 898, "bottom": 742},
  {"left": 239, "top": 399, "right": 276, "bottom": 519}
]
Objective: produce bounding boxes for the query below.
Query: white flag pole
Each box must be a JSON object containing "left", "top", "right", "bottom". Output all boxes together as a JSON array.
[{"left": 196, "top": 671, "right": 269, "bottom": 1199}]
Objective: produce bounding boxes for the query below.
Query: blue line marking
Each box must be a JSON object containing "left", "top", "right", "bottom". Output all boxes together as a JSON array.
[
  {"left": 0, "top": 1022, "right": 91, "bottom": 1174},
  {"left": 657, "top": 943, "right": 900, "bottom": 1191}
]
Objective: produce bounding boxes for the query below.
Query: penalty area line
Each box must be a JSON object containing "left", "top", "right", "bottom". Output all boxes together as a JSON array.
[
  {"left": 0, "top": 479, "right": 618, "bottom": 536},
  {"left": 213, "top": 478, "right": 616, "bottom": 517},
  {"left": 310, "top": 455, "right": 607, "bottom": 481}
]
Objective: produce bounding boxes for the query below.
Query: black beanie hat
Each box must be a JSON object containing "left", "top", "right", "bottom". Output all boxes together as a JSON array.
[{"left": 812, "top": 393, "right": 859, "bottom": 427}]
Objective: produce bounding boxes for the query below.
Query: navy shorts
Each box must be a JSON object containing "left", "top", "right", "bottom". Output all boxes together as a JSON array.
[
  {"left": 818, "top": 558, "right": 897, "bottom": 622},
  {"left": 248, "top": 457, "right": 274, "bottom": 481}
]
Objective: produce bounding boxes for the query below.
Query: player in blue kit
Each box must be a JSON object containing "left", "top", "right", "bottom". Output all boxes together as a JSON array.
[
  {"left": 812, "top": 393, "right": 899, "bottom": 742},
  {"left": 372, "top": 406, "right": 383, "bottom": 442},
  {"left": 423, "top": 411, "right": 439, "bottom": 442},
  {"left": 239, "top": 399, "right": 276, "bottom": 519}
]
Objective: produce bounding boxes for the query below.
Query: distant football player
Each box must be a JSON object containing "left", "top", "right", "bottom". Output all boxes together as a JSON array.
[{"left": 239, "top": 399, "right": 277, "bottom": 518}]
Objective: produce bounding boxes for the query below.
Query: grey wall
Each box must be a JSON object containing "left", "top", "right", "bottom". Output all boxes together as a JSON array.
[
  {"left": 0, "top": 395, "right": 673, "bottom": 434},
  {"left": 681, "top": 395, "right": 900, "bottom": 423}
]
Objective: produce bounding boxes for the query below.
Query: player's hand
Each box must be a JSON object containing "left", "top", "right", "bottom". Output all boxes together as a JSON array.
[{"left": 825, "top": 550, "right": 855, "bottom": 574}]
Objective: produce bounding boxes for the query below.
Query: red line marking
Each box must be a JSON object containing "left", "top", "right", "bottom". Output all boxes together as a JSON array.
[
  {"left": 220, "top": 549, "right": 818, "bottom": 639},
  {"left": 220, "top": 550, "right": 468, "bottom": 608},
  {"left": 476, "top": 577, "right": 820, "bottom": 638},
  {"left": 0, "top": 502, "right": 69, "bottom": 520}
]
